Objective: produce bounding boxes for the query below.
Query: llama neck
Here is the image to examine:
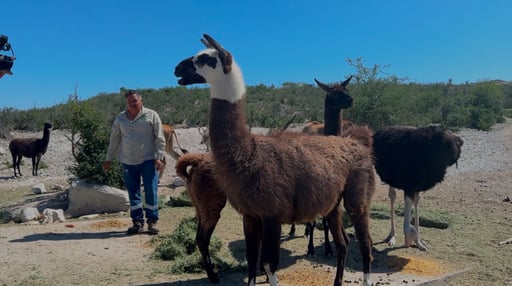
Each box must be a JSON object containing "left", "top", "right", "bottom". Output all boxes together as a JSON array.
[
  {"left": 209, "top": 63, "right": 246, "bottom": 104},
  {"left": 42, "top": 128, "right": 51, "bottom": 143},
  {"left": 208, "top": 63, "right": 252, "bottom": 163},
  {"left": 324, "top": 108, "right": 342, "bottom": 136}
]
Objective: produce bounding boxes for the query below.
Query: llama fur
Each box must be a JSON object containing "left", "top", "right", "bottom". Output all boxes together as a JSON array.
[
  {"left": 174, "top": 34, "right": 375, "bottom": 286},
  {"left": 302, "top": 119, "right": 355, "bottom": 135},
  {"left": 175, "top": 152, "right": 226, "bottom": 283}
]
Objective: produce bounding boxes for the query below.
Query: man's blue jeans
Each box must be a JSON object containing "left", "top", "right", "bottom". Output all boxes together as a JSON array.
[{"left": 122, "top": 160, "right": 159, "bottom": 223}]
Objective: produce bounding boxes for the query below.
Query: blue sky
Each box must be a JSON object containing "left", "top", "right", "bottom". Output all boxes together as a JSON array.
[{"left": 1, "top": 0, "right": 511, "bottom": 110}]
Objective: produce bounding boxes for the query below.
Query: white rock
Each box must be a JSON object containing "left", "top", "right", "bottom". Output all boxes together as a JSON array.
[
  {"left": 32, "top": 183, "right": 47, "bottom": 194},
  {"left": 19, "top": 207, "right": 41, "bottom": 222},
  {"left": 41, "top": 208, "right": 66, "bottom": 224}
]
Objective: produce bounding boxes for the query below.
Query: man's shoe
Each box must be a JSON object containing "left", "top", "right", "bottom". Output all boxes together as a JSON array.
[
  {"left": 147, "top": 221, "right": 160, "bottom": 235},
  {"left": 127, "top": 221, "right": 144, "bottom": 234}
]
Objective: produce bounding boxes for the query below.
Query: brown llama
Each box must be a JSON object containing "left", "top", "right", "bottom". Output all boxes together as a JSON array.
[
  {"left": 176, "top": 126, "right": 374, "bottom": 284},
  {"left": 175, "top": 152, "right": 226, "bottom": 283},
  {"left": 9, "top": 122, "right": 52, "bottom": 177},
  {"left": 293, "top": 76, "right": 358, "bottom": 257},
  {"left": 175, "top": 113, "right": 299, "bottom": 283},
  {"left": 174, "top": 34, "right": 375, "bottom": 286},
  {"left": 158, "top": 123, "right": 188, "bottom": 181}
]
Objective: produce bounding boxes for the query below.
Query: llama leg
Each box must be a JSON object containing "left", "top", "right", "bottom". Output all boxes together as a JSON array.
[
  {"left": 196, "top": 221, "right": 220, "bottom": 283},
  {"left": 33, "top": 154, "right": 41, "bottom": 176},
  {"left": 403, "top": 194, "right": 418, "bottom": 248},
  {"left": 326, "top": 205, "right": 348, "bottom": 286},
  {"left": 346, "top": 210, "right": 372, "bottom": 286},
  {"left": 384, "top": 186, "right": 397, "bottom": 246},
  {"left": 413, "top": 192, "right": 428, "bottom": 250},
  {"left": 343, "top": 172, "right": 374, "bottom": 286},
  {"left": 196, "top": 207, "right": 224, "bottom": 283},
  {"left": 243, "top": 215, "right": 262, "bottom": 286},
  {"left": 189, "top": 173, "right": 227, "bottom": 283},
  {"left": 306, "top": 221, "right": 316, "bottom": 256},
  {"left": 15, "top": 155, "right": 23, "bottom": 177},
  {"left": 31, "top": 157, "right": 36, "bottom": 176},
  {"left": 11, "top": 153, "right": 17, "bottom": 177},
  {"left": 288, "top": 223, "right": 295, "bottom": 237},
  {"left": 322, "top": 217, "right": 333, "bottom": 256},
  {"left": 260, "top": 217, "right": 280, "bottom": 286}
]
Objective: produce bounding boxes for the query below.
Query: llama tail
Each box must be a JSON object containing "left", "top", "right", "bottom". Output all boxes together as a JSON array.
[
  {"left": 175, "top": 153, "right": 207, "bottom": 181},
  {"left": 342, "top": 126, "right": 373, "bottom": 148}
]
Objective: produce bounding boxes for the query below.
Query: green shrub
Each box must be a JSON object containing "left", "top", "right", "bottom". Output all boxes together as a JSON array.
[
  {"left": 470, "top": 107, "right": 496, "bottom": 131},
  {"left": 66, "top": 99, "right": 125, "bottom": 189},
  {"left": 3, "top": 67, "right": 511, "bottom": 135}
]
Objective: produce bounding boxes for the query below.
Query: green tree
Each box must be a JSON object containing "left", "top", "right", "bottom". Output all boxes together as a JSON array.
[{"left": 345, "top": 57, "right": 406, "bottom": 129}]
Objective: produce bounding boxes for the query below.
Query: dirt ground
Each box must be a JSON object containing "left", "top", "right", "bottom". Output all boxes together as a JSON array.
[{"left": 0, "top": 122, "right": 511, "bottom": 286}]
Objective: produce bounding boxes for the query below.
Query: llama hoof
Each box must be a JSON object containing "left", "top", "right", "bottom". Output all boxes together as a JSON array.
[
  {"left": 207, "top": 273, "right": 220, "bottom": 284},
  {"left": 263, "top": 264, "right": 278, "bottom": 286},
  {"left": 384, "top": 235, "right": 396, "bottom": 246}
]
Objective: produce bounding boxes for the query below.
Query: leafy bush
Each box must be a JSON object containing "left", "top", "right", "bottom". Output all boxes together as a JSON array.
[{"left": 65, "top": 98, "right": 125, "bottom": 189}]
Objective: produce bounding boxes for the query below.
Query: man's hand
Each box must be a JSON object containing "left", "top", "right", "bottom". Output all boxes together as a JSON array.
[
  {"left": 155, "top": 159, "right": 164, "bottom": 171},
  {"left": 103, "top": 161, "right": 111, "bottom": 171}
]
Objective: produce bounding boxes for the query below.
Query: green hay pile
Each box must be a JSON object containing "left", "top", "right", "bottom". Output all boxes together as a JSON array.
[{"left": 151, "top": 216, "right": 244, "bottom": 274}]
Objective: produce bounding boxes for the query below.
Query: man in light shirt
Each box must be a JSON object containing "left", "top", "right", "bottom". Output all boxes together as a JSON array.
[{"left": 103, "top": 90, "right": 166, "bottom": 235}]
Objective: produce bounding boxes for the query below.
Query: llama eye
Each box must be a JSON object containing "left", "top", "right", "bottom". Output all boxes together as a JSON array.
[{"left": 195, "top": 54, "right": 217, "bottom": 69}]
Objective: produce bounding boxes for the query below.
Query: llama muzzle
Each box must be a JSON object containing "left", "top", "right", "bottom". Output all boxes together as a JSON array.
[{"left": 174, "top": 57, "right": 206, "bottom": 85}]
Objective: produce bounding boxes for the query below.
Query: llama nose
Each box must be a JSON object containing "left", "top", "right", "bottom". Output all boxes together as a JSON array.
[{"left": 174, "top": 56, "right": 195, "bottom": 77}]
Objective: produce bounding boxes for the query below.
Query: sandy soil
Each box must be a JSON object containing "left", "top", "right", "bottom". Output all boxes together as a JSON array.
[{"left": 0, "top": 122, "right": 511, "bottom": 286}]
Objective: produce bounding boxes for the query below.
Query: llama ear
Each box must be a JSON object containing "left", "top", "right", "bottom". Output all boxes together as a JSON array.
[
  {"left": 314, "top": 78, "right": 331, "bottom": 92},
  {"left": 202, "top": 34, "right": 232, "bottom": 74},
  {"left": 203, "top": 34, "right": 224, "bottom": 52},
  {"left": 341, "top": 75, "right": 353, "bottom": 87},
  {"left": 201, "top": 38, "right": 213, "bottom": 49}
]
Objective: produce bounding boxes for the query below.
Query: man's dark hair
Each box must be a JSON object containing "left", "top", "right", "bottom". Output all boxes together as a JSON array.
[{"left": 124, "top": 90, "right": 138, "bottom": 98}]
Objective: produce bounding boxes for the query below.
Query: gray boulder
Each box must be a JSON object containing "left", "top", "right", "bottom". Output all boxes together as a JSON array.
[{"left": 66, "top": 180, "right": 129, "bottom": 218}]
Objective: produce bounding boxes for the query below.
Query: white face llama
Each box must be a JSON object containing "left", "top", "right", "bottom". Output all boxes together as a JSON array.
[
  {"left": 173, "top": 34, "right": 375, "bottom": 286},
  {"left": 174, "top": 36, "right": 245, "bottom": 104}
]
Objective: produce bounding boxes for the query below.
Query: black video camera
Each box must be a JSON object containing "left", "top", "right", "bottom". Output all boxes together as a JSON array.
[
  {"left": 0, "top": 34, "right": 14, "bottom": 76},
  {"left": 0, "top": 34, "right": 11, "bottom": 51}
]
